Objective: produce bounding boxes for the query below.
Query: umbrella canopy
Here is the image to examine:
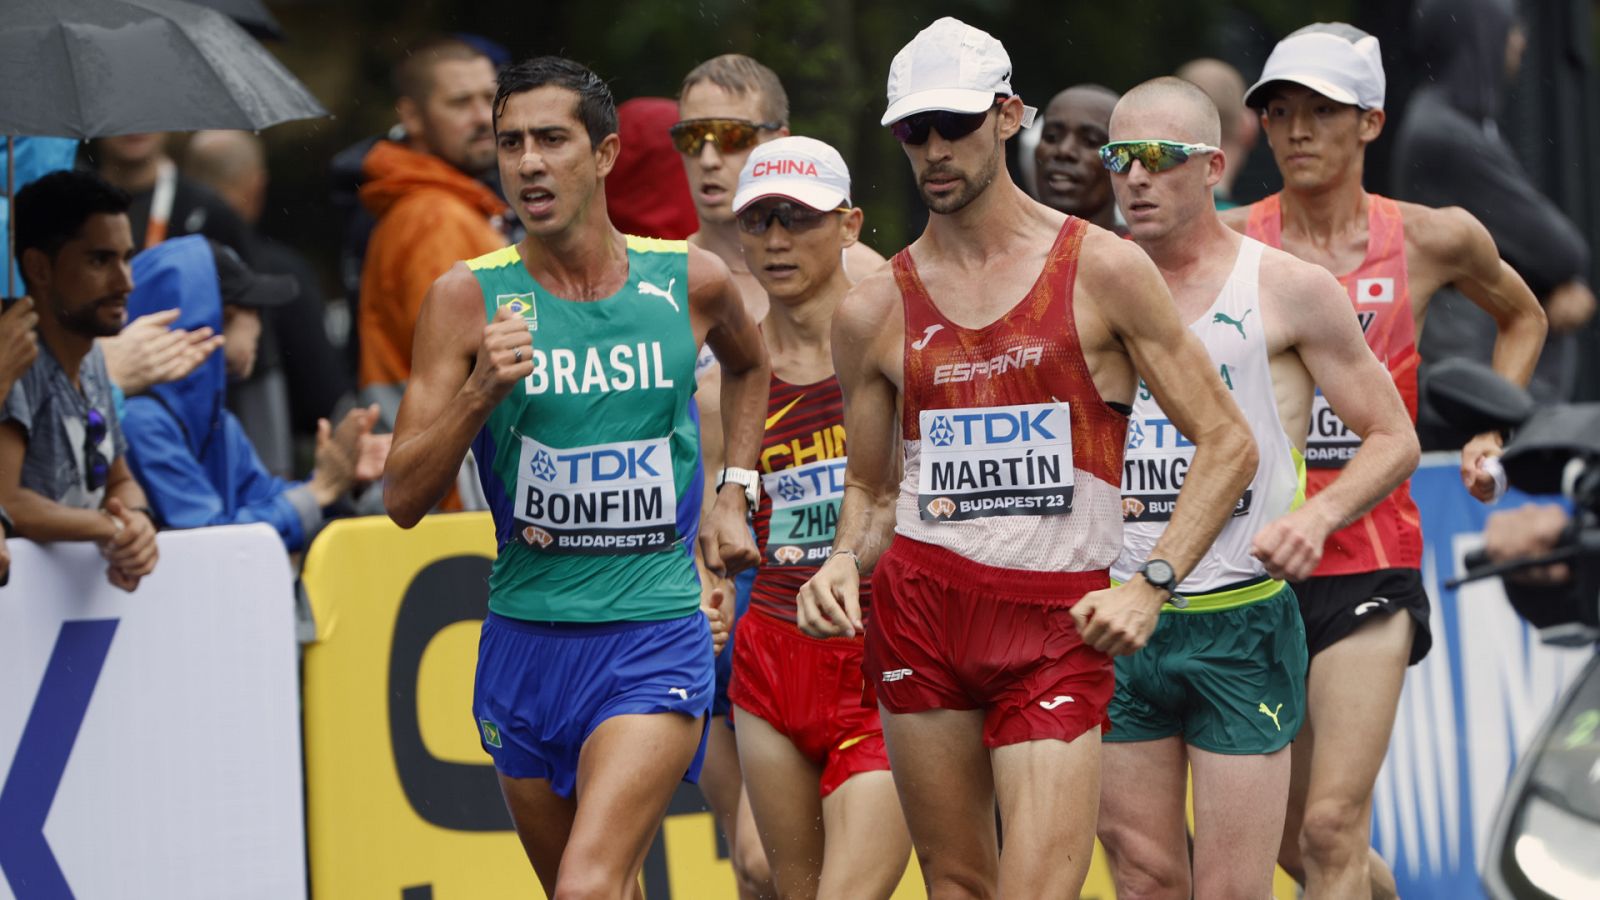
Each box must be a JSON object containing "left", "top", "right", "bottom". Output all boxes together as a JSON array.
[
  {"left": 0, "top": 0, "right": 325, "bottom": 138},
  {"left": 188, "top": 0, "right": 286, "bottom": 42}
]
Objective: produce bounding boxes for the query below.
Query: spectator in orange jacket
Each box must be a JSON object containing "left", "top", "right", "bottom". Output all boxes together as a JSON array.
[{"left": 358, "top": 35, "right": 509, "bottom": 427}]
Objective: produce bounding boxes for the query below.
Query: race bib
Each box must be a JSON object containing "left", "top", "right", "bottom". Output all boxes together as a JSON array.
[
  {"left": 1120, "top": 415, "right": 1251, "bottom": 523},
  {"left": 761, "top": 457, "right": 846, "bottom": 567},
  {"left": 1306, "top": 390, "right": 1358, "bottom": 469},
  {"left": 514, "top": 434, "right": 679, "bottom": 554},
  {"left": 916, "top": 403, "right": 1074, "bottom": 521}
]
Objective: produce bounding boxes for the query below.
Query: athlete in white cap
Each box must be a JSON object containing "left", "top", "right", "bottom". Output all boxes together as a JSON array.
[
  {"left": 1221, "top": 23, "right": 1547, "bottom": 899},
  {"left": 1093, "top": 76, "right": 1418, "bottom": 900},
  {"left": 798, "top": 17, "right": 1257, "bottom": 897},
  {"left": 695, "top": 135, "right": 914, "bottom": 900}
]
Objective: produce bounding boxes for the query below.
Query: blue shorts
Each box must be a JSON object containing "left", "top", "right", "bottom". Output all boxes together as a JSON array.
[
  {"left": 473, "top": 611, "right": 714, "bottom": 798},
  {"left": 712, "top": 566, "right": 756, "bottom": 718}
]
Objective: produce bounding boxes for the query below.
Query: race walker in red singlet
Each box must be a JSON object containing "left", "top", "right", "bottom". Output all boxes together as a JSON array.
[
  {"left": 866, "top": 215, "right": 1130, "bottom": 747},
  {"left": 1246, "top": 192, "right": 1432, "bottom": 663},
  {"left": 730, "top": 372, "right": 890, "bottom": 796}
]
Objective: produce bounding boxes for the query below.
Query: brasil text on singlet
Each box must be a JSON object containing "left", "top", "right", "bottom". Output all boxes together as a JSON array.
[{"left": 466, "top": 238, "right": 702, "bottom": 622}]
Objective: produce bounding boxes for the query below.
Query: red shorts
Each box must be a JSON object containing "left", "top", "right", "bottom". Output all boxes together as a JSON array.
[
  {"left": 729, "top": 610, "right": 890, "bottom": 797},
  {"left": 865, "top": 538, "right": 1113, "bottom": 748}
]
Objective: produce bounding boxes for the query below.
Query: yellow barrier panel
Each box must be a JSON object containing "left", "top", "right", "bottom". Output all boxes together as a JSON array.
[{"left": 300, "top": 512, "right": 1298, "bottom": 898}]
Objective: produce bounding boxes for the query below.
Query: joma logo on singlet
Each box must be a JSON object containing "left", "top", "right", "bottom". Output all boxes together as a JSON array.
[
  {"left": 524, "top": 343, "right": 676, "bottom": 395},
  {"left": 932, "top": 345, "right": 1045, "bottom": 384}
]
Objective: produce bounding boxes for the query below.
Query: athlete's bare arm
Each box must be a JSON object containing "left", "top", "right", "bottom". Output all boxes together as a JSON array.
[
  {"left": 797, "top": 268, "right": 902, "bottom": 638},
  {"left": 690, "top": 362, "right": 733, "bottom": 653},
  {"left": 688, "top": 244, "right": 770, "bottom": 577},
  {"left": 1072, "top": 232, "right": 1258, "bottom": 655},
  {"left": 1254, "top": 253, "right": 1419, "bottom": 579},
  {"left": 1404, "top": 203, "right": 1548, "bottom": 501},
  {"left": 386, "top": 264, "right": 534, "bottom": 527}
]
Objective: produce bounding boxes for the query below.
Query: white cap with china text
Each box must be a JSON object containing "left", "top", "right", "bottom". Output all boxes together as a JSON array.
[
  {"left": 733, "top": 136, "right": 851, "bottom": 214},
  {"left": 1245, "top": 23, "right": 1386, "bottom": 110},
  {"left": 881, "top": 17, "right": 1037, "bottom": 128}
]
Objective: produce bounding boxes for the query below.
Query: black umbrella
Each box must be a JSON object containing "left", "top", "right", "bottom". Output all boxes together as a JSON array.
[
  {"left": 0, "top": 0, "right": 327, "bottom": 291},
  {"left": 188, "top": 0, "right": 287, "bottom": 42}
]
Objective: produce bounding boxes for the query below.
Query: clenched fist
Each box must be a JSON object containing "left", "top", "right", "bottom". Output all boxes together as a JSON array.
[{"left": 467, "top": 306, "right": 535, "bottom": 407}]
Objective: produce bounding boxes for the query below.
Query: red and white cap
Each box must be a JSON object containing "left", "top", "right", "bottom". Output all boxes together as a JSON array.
[
  {"left": 733, "top": 136, "right": 852, "bottom": 214},
  {"left": 1245, "top": 23, "right": 1386, "bottom": 110},
  {"left": 881, "top": 17, "right": 1037, "bottom": 128}
]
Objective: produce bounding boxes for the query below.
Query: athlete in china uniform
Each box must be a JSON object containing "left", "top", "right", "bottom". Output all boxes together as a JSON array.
[
  {"left": 701, "top": 137, "right": 911, "bottom": 898},
  {"left": 1094, "top": 78, "right": 1418, "bottom": 900},
  {"left": 799, "top": 19, "right": 1258, "bottom": 897},
  {"left": 1222, "top": 25, "right": 1547, "bottom": 897},
  {"left": 385, "top": 58, "right": 770, "bottom": 895}
]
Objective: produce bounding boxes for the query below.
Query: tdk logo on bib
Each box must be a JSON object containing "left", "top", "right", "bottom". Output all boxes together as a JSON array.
[
  {"left": 761, "top": 458, "right": 846, "bottom": 567},
  {"left": 515, "top": 434, "right": 678, "bottom": 555},
  {"left": 916, "top": 403, "right": 1075, "bottom": 521}
]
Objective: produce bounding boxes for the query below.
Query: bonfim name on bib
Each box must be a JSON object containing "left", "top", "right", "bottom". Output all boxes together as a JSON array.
[
  {"left": 917, "top": 403, "right": 1074, "bottom": 521},
  {"left": 515, "top": 434, "right": 679, "bottom": 554}
]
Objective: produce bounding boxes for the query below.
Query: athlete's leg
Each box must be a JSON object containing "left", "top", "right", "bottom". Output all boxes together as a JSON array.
[
  {"left": 1294, "top": 612, "right": 1413, "bottom": 899},
  {"left": 990, "top": 729, "right": 1103, "bottom": 897},
  {"left": 732, "top": 786, "right": 772, "bottom": 899},
  {"left": 881, "top": 708, "right": 999, "bottom": 900},
  {"left": 497, "top": 774, "right": 581, "bottom": 897},
  {"left": 1277, "top": 725, "right": 1313, "bottom": 883},
  {"left": 816, "top": 770, "right": 911, "bottom": 900},
  {"left": 703, "top": 717, "right": 774, "bottom": 898},
  {"left": 1095, "top": 737, "right": 1190, "bottom": 900},
  {"left": 1188, "top": 745, "right": 1290, "bottom": 899},
  {"left": 553, "top": 712, "right": 705, "bottom": 900},
  {"left": 735, "top": 708, "right": 826, "bottom": 900}
]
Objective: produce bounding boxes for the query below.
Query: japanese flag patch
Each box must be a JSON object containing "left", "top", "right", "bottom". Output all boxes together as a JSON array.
[{"left": 1355, "top": 277, "right": 1394, "bottom": 305}]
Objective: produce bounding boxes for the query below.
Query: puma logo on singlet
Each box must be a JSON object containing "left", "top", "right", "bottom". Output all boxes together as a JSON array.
[
  {"left": 1258, "top": 701, "right": 1284, "bottom": 731},
  {"left": 638, "top": 277, "right": 679, "bottom": 312},
  {"left": 912, "top": 324, "right": 944, "bottom": 350},
  {"left": 1213, "top": 308, "right": 1253, "bottom": 339}
]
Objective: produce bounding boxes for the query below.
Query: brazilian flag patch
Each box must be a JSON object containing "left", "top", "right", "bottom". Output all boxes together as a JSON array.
[
  {"left": 480, "top": 718, "right": 502, "bottom": 749},
  {"left": 496, "top": 292, "right": 538, "bottom": 331}
]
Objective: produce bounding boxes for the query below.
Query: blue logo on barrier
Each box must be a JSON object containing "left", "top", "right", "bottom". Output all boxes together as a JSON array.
[{"left": 0, "top": 618, "right": 119, "bottom": 898}]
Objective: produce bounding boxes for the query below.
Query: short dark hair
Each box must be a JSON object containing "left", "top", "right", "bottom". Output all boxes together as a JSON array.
[
  {"left": 14, "top": 170, "right": 130, "bottom": 266},
  {"left": 392, "top": 35, "right": 488, "bottom": 103},
  {"left": 679, "top": 54, "right": 789, "bottom": 126},
  {"left": 494, "top": 56, "right": 617, "bottom": 149}
]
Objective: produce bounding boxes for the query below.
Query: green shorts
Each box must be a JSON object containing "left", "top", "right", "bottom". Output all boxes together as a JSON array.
[{"left": 1106, "top": 581, "right": 1307, "bottom": 755}]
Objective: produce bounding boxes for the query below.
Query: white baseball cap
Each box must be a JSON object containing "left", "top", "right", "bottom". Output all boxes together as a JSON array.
[
  {"left": 1244, "top": 23, "right": 1386, "bottom": 111},
  {"left": 881, "top": 17, "right": 1037, "bottom": 128},
  {"left": 734, "top": 136, "right": 851, "bottom": 213}
]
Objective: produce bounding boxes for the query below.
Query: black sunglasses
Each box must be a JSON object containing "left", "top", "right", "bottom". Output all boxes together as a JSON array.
[
  {"left": 889, "top": 101, "right": 1001, "bottom": 146},
  {"left": 85, "top": 407, "right": 109, "bottom": 492},
  {"left": 736, "top": 200, "right": 848, "bottom": 235}
]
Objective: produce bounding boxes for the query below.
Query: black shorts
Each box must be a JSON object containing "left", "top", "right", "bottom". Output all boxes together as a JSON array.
[{"left": 1290, "top": 568, "right": 1432, "bottom": 666}]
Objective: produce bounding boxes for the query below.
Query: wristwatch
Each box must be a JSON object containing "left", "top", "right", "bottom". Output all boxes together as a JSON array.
[
  {"left": 1139, "top": 558, "right": 1188, "bottom": 609},
  {"left": 717, "top": 466, "right": 760, "bottom": 511}
]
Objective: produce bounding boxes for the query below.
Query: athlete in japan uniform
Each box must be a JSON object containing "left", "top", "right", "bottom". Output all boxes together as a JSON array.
[
  {"left": 1221, "top": 25, "right": 1548, "bottom": 898},
  {"left": 385, "top": 57, "right": 770, "bottom": 895},
  {"left": 1094, "top": 79, "right": 1419, "bottom": 900},
  {"left": 798, "top": 18, "right": 1258, "bottom": 898},
  {"left": 693, "top": 136, "right": 912, "bottom": 899}
]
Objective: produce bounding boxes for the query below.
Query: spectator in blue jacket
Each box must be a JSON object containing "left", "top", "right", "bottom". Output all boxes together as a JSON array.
[{"left": 123, "top": 236, "right": 388, "bottom": 551}]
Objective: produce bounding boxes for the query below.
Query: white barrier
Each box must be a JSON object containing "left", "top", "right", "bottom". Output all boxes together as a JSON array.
[{"left": 0, "top": 525, "right": 305, "bottom": 900}]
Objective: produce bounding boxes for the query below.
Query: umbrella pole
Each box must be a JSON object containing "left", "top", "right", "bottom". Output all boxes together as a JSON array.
[{"left": 6, "top": 134, "right": 12, "bottom": 299}]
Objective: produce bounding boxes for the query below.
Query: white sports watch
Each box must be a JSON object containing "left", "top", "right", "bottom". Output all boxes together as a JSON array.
[{"left": 717, "top": 466, "right": 760, "bottom": 511}]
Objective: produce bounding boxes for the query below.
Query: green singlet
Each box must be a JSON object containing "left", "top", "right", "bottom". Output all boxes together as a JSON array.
[{"left": 466, "top": 236, "right": 702, "bottom": 623}]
